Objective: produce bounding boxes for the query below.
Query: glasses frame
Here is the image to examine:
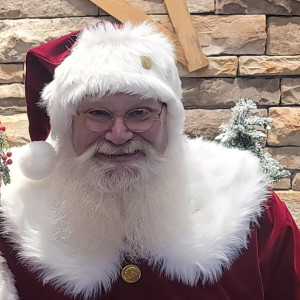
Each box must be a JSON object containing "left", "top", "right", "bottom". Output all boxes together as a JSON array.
[{"left": 76, "top": 103, "right": 166, "bottom": 133}]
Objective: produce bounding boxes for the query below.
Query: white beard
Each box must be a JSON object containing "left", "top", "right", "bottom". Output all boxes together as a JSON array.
[
  {"left": 74, "top": 139, "right": 165, "bottom": 192},
  {"left": 49, "top": 138, "right": 190, "bottom": 261}
]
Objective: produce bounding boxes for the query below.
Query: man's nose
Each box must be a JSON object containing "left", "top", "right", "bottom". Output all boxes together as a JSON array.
[{"left": 104, "top": 117, "right": 134, "bottom": 145}]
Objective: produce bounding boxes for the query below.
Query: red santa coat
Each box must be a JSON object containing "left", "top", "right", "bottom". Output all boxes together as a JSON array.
[{"left": 0, "top": 192, "right": 299, "bottom": 300}]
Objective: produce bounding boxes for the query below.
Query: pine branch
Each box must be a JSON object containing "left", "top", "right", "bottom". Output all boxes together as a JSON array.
[{"left": 0, "top": 123, "right": 12, "bottom": 185}]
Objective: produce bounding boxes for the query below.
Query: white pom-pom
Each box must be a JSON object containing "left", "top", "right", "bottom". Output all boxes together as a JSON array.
[{"left": 18, "top": 141, "right": 57, "bottom": 180}]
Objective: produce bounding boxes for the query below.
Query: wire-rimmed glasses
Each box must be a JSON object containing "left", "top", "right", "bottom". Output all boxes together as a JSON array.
[{"left": 76, "top": 103, "right": 165, "bottom": 133}]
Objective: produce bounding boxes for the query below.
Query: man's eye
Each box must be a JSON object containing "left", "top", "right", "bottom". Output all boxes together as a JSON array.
[
  {"left": 127, "top": 109, "right": 151, "bottom": 119},
  {"left": 87, "top": 110, "right": 111, "bottom": 118}
]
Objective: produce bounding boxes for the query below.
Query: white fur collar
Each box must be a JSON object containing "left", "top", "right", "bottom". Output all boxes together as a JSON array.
[
  {"left": 0, "top": 138, "right": 268, "bottom": 298},
  {"left": 0, "top": 255, "right": 19, "bottom": 300}
]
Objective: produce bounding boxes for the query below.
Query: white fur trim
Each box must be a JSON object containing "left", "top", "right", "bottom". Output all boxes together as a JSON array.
[
  {"left": 0, "top": 139, "right": 268, "bottom": 298},
  {"left": 0, "top": 254, "right": 19, "bottom": 300},
  {"left": 154, "top": 138, "right": 268, "bottom": 285},
  {"left": 41, "top": 22, "right": 184, "bottom": 140},
  {"left": 18, "top": 141, "right": 57, "bottom": 180}
]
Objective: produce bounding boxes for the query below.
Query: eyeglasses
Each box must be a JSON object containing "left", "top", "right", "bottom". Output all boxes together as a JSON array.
[{"left": 76, "top": 104, "right": 165, "bottom": 133}]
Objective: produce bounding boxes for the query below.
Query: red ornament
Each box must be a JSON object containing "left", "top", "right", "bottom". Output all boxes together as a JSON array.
[
  {"left": 0, "top": 126, "right": 6, "bottom": 131},
  {"left": 1, "top": 154, "right": 7, "bottom": 161},
  {"left": 6, "top": 159, "right": 12, "bottom": 165},
  {"left": 7, "top": 151, "right": 12, "bottom": 157}
]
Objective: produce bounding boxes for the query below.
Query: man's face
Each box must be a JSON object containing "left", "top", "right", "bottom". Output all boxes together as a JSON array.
[{"left": 72, "top": 93, "right": 168, "bottom": 162}]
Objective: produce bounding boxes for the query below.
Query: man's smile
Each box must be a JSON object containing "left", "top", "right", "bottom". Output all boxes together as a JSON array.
[{"left": 94, "top": 150, "right": 146, "bottom": 162}]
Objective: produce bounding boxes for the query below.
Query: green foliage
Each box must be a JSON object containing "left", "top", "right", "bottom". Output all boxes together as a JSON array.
[
  {"left": 215, "top": 99, "right": 290, "bottom": 184},
  {"left": 0, "top": 128, "right": 11, "bottom": 185}
]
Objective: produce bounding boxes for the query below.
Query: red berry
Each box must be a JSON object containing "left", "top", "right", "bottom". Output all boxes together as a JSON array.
[
  {"left": 7, "top": 151, "right": 12, "bottom": 157},
  {"left": 1, "top": 155, "right": 7, "bottom": 161},
  {"left": 6, "top": 159, "right": 12, "bottom": 165},
  {"left": 0, "top": 126, "right": 5, "bottom": 131}
]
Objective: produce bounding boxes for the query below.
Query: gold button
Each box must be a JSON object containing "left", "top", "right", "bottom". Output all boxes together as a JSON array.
[
  {"left": 141, "top": 56, "right": 152, "bottom": 70},
  {"left": 121, "top": 264, "right": 141, "bottom": 283}
]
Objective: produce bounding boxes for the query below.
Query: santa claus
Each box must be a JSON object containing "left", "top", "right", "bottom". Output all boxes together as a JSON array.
[{"left": 0, "top": 21, "right": 299, "bottom": 300}]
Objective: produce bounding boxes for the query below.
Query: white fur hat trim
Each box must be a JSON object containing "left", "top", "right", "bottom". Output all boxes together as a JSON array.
[{"left": 41, "top": 22, "right": 184, "bottom": 139}]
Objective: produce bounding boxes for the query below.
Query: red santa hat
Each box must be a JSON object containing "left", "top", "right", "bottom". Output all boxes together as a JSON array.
[{"left": 25, "top": 21, "right": 184, "bottom": 142}]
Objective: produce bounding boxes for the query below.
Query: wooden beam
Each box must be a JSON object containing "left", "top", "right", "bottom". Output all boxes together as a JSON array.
[
  {"left": 89, "top": 0, "right": 187, "bottom": 66},
  {"left": 163, "top": 0, "right": 209, "bottom": 72}
]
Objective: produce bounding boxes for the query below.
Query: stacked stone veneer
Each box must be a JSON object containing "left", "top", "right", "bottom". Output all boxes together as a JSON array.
[{"left": 0, "top": 0, "right": 300, "bottom": 226}]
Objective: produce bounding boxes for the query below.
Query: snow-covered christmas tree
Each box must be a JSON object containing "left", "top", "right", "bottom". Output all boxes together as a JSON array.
[{"left": 215, "top": 99, "right": 290, "bottom": 185}]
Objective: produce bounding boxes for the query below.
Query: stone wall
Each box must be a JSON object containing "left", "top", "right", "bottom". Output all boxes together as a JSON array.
[{"left": 0, "top": 0, "right": 300, "bottom": 225}]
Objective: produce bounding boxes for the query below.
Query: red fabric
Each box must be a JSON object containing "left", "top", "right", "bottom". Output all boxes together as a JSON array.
[
  {"left": 257, "top": 192, "right": 300, "bottom": 299},
  {"left": 0, "top": 192, "right": 299, "bottom": 299},
  {"left": 25, "top": 31, "right": 80, "bottom": 141}
]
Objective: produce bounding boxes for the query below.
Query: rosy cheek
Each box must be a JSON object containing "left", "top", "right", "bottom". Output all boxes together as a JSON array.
[
  {"left": 138, "top": 130, "right": 163, "bottom": 152},
  {"left": 72, "top": 121, "right": 101, "bottom": 155},
  {"left": 84, "top": 134, "right": 104, "bottom": 152}
]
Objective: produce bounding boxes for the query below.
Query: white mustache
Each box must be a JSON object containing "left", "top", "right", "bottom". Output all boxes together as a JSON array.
[
  {"left": 95, "top": 140, "right": 147, "bottom": 155},
  {"left": 76, "top": 140, "right": 150, "bottom": 162}
]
